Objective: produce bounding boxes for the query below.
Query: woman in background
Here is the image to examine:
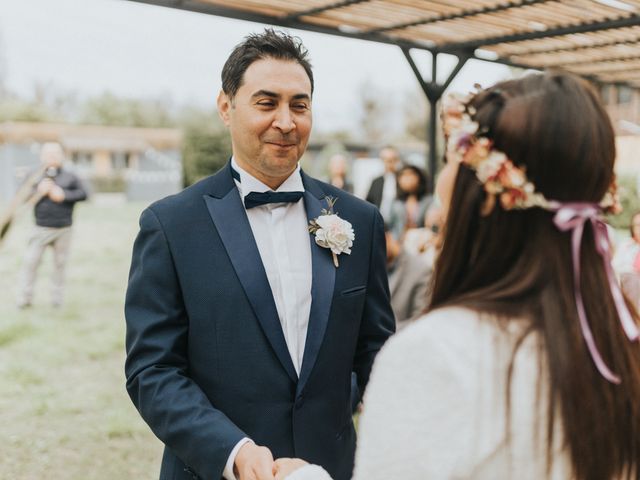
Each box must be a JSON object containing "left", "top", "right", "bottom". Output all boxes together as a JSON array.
[{"left": 387, "top": 165, "right": 432, "bottom": 240}]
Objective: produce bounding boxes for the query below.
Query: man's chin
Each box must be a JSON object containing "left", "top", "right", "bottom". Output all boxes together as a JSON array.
[{"left": 261, "top": 153, "right": 301, "bottom": 173}]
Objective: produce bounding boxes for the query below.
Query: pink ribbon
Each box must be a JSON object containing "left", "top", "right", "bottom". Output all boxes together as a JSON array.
[{"left": 552, "top": 203, "right": 640, "bottom": 384}]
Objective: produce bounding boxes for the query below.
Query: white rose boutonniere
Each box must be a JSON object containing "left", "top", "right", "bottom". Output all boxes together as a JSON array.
[{"left": 308, "top": 197, "right": 355, "bottom": 268}]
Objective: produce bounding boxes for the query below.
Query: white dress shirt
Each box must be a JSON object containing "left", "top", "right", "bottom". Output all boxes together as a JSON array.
[{"left": 223, "top": 158, "right": 313, "bottom": 480}]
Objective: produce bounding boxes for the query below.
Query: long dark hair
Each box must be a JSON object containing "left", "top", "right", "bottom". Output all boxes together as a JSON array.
[{"left": 430, "top": 72, "right": 640, "bottom": 479}]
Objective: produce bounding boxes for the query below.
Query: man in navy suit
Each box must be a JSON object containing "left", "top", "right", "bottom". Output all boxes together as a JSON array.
[{"left": 125, "top": 29, "right": 394, "bottom": 480}]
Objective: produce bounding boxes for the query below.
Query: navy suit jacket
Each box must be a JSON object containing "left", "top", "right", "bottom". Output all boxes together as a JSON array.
[{"left": 124, "top": 163, "right": 395, "bottom": 480}]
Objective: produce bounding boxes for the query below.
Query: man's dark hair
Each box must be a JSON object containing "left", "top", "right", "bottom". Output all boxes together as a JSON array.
[{"left": 221, "top": 28, "right": 314, "bottom": 99}]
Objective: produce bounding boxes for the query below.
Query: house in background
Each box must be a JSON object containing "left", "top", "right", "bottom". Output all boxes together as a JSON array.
[
  {"left": 602, "top": 84, "right": 640, "bottom": 136},
  {"left": 600, "top": 85, "right": 640, "bottom": 192},
  {"left": 0, "top": 122, "right": 183, "bottom": 203}
]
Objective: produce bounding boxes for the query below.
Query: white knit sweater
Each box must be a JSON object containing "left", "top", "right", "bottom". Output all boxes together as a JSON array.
[{"left": 286, "top": 307, "right": 571, "bottom": 480}]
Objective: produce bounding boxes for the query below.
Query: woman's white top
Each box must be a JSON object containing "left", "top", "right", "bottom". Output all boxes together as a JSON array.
[{"left": 286, "top": 307, "right": 572, "bottom": 480}]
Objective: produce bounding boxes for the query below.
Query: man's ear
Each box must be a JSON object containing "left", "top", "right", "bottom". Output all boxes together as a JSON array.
[{"left": 217, "top": 90, "right": 232, "bottom": 126}]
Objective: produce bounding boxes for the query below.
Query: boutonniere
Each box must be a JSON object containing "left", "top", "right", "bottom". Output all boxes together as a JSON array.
[{"left": 308, "top": 196, "right": 355, "bottom": 268}]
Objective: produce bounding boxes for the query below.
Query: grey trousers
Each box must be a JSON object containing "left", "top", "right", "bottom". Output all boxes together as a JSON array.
[{"left": 17, "top": 226, "right": 73, "bottom": 307}]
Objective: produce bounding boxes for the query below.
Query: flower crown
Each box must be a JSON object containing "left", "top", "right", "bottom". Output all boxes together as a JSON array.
[{"left": 441, "top": 92, "right": 622, "bottom": 216}]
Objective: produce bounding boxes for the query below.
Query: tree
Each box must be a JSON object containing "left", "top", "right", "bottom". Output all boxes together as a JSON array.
[
  {"left": 357, "top": 80, "right": 390, "bottom": 143},
  {"left": 182, "top": 122, "right": 231, "bottom": 187},
  {"left": 607, "top": 174, "right": 640, "bottom": 230},
  {"left": 403, "top": 86, "right": 429, "bottom": 142},
  {"left": 80, "top": 92, "right": 175, "bottom": 127}
]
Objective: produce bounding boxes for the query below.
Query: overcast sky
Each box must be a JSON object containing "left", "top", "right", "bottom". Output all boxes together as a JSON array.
[{"left": 0, "top": 0, "right": 512, "bottom": 133}]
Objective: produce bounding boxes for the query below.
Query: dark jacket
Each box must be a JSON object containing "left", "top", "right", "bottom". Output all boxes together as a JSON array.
[
  {"left": 124, "top": 162, "right": 395, "bottom": 480},
  {"left": 365, "top": 175, "right": 385, "bottom": 208},
  {"left": 34, "top": 168, "right": 88, "bottom": 228}
]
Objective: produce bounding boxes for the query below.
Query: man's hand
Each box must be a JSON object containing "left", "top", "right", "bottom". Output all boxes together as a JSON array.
[
  {"left": 234, "top": 443, "right": 276, "bottom": 480},
  {"left": 37, "top": 178, "right": 54, "bottom": 196},
  {"left": 48, "top": 185, "right": 65, "bottom": 203},
  {"left": 274, "top": 458, "right": 308, "bottom": 480}
]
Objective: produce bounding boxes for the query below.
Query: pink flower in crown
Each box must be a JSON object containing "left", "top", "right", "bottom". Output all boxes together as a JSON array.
[
  {"left": 500, "top": 191, "right": 519, "bottom": 210},
  {"left": 497, "top": 161, "right": 527, "bottom": 189}
]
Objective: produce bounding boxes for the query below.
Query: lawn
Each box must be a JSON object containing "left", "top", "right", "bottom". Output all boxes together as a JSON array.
[{"left": 0, "top": 197, "right": 163, "bottom": 479}]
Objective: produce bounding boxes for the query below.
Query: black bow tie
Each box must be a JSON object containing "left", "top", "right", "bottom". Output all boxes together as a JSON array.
[
  {"left": 231, "top": 165, "right": 304, "bottom": 210},
  {"left": 244, "top": 190, "right": 304, "bottom": 209}
]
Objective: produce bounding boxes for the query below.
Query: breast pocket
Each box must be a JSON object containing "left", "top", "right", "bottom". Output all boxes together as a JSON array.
[{"left": 340, "top": 285, "right": 367, "bottom": 298}]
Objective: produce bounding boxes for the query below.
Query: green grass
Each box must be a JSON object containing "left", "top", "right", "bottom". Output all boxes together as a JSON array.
[{"left": 0, "top": 197, "right": 163, "bottom": 479}]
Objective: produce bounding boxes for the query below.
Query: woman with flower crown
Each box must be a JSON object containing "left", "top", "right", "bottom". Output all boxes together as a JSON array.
[{"left": 273, "top": 72, "right": 640, "bottom": 480}]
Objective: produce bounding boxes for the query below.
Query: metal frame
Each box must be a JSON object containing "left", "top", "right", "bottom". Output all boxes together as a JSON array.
[
  {"left": 123, "top": 0, "right": 640, "bottom": 187},
  {"left": 401, "top": 49, "right": 470, "bottom": 180}
]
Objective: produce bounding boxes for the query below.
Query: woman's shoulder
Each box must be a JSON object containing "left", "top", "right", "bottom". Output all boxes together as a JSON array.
[
  {"left": 373, "top": 307, "right": 485, "bottom": 369},
  {"left": 377, "top": 306, "right": 528, "bottom": 372},
  {"left": 391, "top": 306, "right": 485, "bottom": 345}
]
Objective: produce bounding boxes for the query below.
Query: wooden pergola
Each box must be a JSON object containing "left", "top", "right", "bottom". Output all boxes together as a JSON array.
[{"left": 125, "top": 0, "right": 640, "bottom": 184}]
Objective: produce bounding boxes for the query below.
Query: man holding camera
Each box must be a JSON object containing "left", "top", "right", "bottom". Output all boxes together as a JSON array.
[{"left": 16, "top": 142, "right": 87, "bottom": 309}]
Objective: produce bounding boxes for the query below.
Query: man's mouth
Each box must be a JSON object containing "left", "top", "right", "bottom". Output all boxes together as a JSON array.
[{"left": 266, "top": 142, "right": 296, "bottom": 148}]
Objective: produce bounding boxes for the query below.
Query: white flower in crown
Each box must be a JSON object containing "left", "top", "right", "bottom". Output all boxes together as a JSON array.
[
  {"left": 476, "top": 151, "right": 507, "bottom": 183},
  {"left": 308, "top": 197, "right": 355, "bottom": 268}
]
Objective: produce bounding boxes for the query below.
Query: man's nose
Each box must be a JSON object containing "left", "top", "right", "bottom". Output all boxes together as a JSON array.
[{"left": 272, "top": 106, "right": 295, "bottom": 133}]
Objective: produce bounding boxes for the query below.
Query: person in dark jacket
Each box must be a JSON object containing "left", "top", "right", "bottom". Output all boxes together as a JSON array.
[
  {"left": 365, "top": 146, "right": 400, "bottom": 221},
  {"left": 16, "top": 142, "right": 88, "bottom": 308}
]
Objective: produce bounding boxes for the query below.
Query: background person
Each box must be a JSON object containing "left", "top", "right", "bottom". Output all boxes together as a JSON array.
[
  {"left": 385, "top": 225, "right": 431, "bottom": 327},
  {"left": 387, "top": 165, "right": 432, "bottom": 241},
  {"left": 365, "top": 146, "right": 400, "bottom": 221},
  {"left": 326, "top": 153, "right": 353, "bottom": 193},
  {"left": 16, "top": 142, "right": 88, "bottom": 309}
]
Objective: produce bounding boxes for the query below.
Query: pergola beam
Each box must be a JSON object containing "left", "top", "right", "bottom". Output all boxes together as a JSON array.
[
  {"left": 368, "top": 0, "right": 552, "bottom": 35},
  {"left": 127, "top": 0, "right": 437, "bottom": 52},
  {"left": 544, "top": 53, "right": 640, "bottom": 67},
  {"left": 439, "top": 14, "right": 640, "bottom": 52},
  {"left": 498, "top": 36, "right": 640, "bottom": 57},
  {"left": 283, "top": 0, "right": 371, "bottom": 22}
]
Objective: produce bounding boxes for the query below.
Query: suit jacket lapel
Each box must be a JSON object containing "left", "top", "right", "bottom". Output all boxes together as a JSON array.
[
  {"left": 203, "top": 164, "right": 298, "bottom": 383},
  {"left": 297, "top": 173, "right": 336, "bottom": 394}
]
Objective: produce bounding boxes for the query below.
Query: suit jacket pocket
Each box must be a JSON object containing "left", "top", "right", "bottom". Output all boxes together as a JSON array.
[
  {"left": 336, "top": 415, "right": 355, "bottom": 439},
  {"left": 340, "top": 285, "right": 367, "bottom": 298}
]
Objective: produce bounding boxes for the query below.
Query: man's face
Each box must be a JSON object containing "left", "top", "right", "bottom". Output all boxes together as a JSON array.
[
  {"left": 217, "top": 57, "right": 312, "bottom": 185},
  {"left": 40, "top": 143, "right": 64, "bottom": 168},
  {"left": 380, "top": 148, "right": 399, "bottom": 173}
]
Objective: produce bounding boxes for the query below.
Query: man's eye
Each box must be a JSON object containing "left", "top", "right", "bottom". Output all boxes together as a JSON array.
[
  {"left": 257, "top": 102, "right": 275, "bottom": 107},
  {"left": 293, "top": 104, "right": 309, "bottom": 110}
]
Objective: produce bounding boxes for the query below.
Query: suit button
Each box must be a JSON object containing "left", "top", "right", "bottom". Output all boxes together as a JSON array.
[{"left": 295, "top": 395, "right": 304, "bottom": 409}]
